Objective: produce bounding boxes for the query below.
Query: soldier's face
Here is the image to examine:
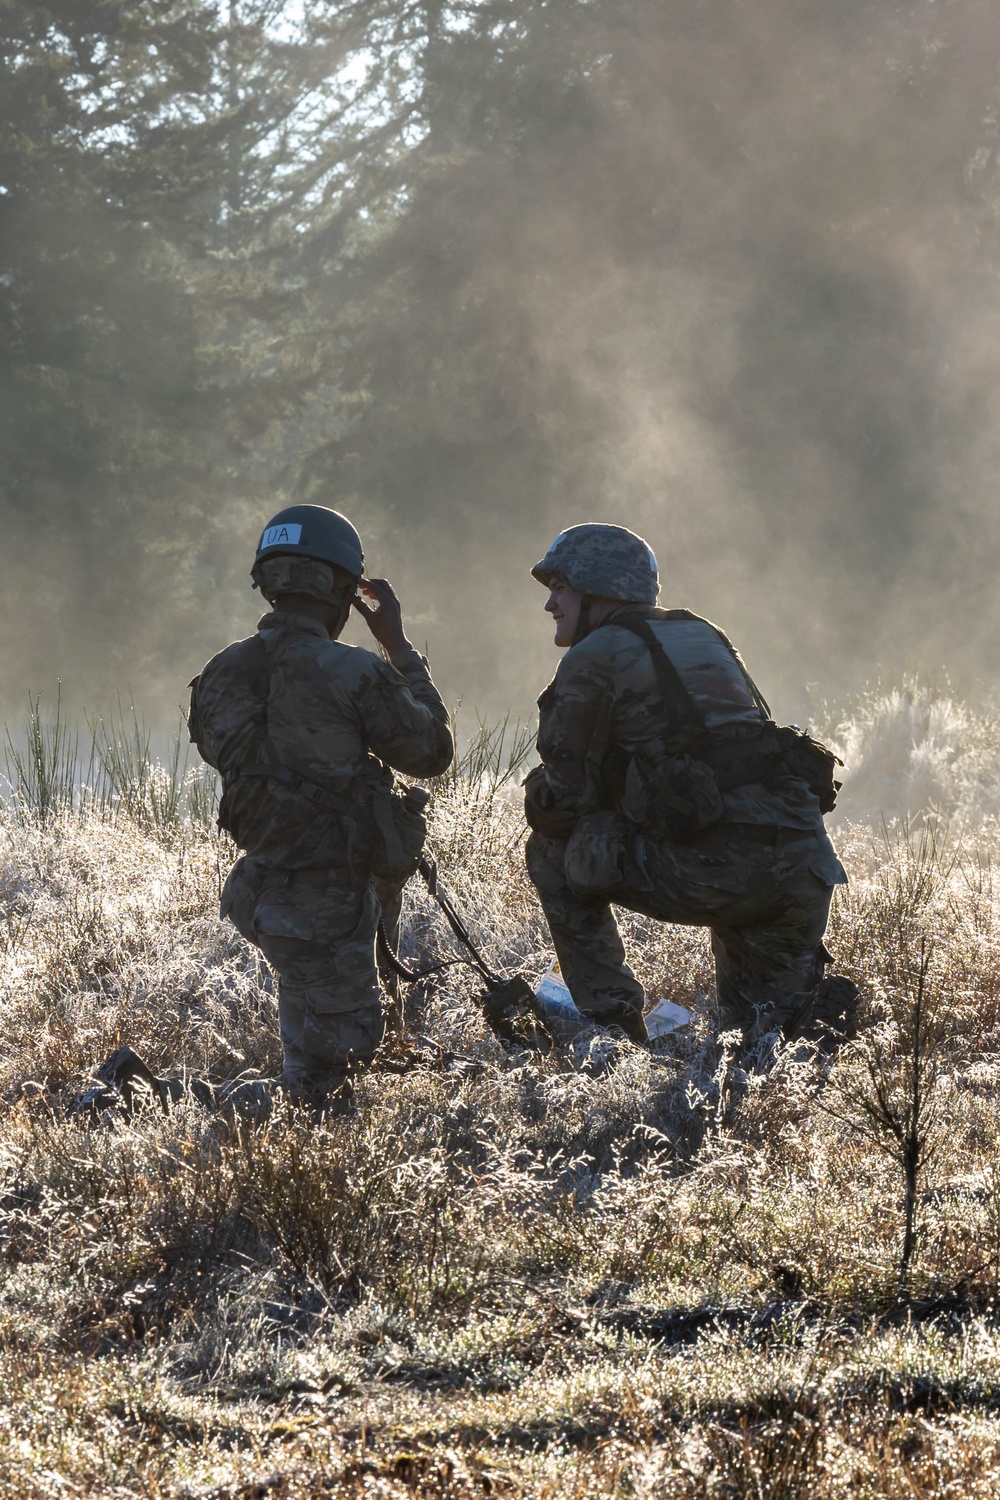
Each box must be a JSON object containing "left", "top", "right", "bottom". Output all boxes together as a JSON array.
[{"left": 544, "top": 577, "right": 582, "bottom": 648}]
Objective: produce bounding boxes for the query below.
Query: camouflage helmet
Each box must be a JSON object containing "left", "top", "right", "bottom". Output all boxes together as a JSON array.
[
  {"left": 531, "top": 523, "right": 659, "bottom": 604},
  {"left": 254, "top": 504, "right": 364, "bottom": 576}
]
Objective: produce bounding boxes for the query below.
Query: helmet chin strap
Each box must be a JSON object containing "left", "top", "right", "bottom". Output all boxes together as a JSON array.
[
  {"left": 327, "top": 588, "right": 354, "bottom": 639},
  {"left": 570, "top": 595, "right": 636, "bottom": 646},
  {"left": 571, "top": 594, "right": 594, "bottom": 646}
]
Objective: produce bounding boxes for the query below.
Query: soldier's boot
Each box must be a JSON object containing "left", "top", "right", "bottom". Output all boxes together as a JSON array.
[
  {"left": 315, "top": 1076, "right": 356, "bottom": 1122},
  {"left": 281, "top": 1067, "right": 357, "bottom": 1123},
  {"left": 216, "top": 1073, "right": 355, "bottom": 1126},
  {"left": 778, "top": 975, "right": 861, "bottom": 1055},
  {"left": 216, "top": 1076, "right": 277, "bottom": 1125},
  {"left": 598, "top": 1002, "right": 650, "bottom": 1047}
]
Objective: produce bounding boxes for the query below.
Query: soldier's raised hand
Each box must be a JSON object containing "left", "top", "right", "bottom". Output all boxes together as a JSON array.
[{"left": 353, "top": 577, "right": 410, "bottom": 659}]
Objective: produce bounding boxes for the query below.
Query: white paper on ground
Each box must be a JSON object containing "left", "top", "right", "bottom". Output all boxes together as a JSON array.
[
  {"left": 533, "top": 957, "right": 576, "bottom": 1009},
  {"left": 645, "top": 997, "right": 693, "bottom": 1039},
  {"left": 532, "top": 957, "right": 596, "bottom": 1044}
]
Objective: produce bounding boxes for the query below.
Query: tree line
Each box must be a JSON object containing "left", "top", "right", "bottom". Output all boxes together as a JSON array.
[{"left": 3, "top": 1, "right": 999, "bottom": 714}]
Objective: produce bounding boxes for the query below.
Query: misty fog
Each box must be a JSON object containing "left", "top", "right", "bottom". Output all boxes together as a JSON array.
[{"left": 4, "top": 0, "right": 1000, "bottom": 733}]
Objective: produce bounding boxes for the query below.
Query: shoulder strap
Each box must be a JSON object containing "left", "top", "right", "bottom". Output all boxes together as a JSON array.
[
  {"left": 701, "top": 620, "right": 772, "bottom": 720},
  {"left": 605, "top": 607, "right": 772, "bottom": 726},
  {"left": 603, "top": 609, "right": 704, "bottom": 738}
]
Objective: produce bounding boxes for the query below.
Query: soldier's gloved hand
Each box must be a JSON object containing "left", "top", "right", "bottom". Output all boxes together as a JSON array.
[
  {"left": 523, "top": 765, "right": 578, "bottom": 839},
  {"left": 353, "top": 577, "right": 410, "bottom": 659}
]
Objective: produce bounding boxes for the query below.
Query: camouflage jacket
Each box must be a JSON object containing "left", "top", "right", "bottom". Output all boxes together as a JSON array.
[
  {"left": 191, "top": 610, "right": 453, "bottom": 869},
  {"left": 536, "top": 607, "right": 825, "bottom": 832}
]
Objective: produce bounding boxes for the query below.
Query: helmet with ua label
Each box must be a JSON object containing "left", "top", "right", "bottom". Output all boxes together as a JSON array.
[
  {"left": 254, "top": 504, "right": 364, "bottom": 576},
  {"left": 251, "top": 504, "right": 364, "bottom": 604},
  {"left": 531, "top": 523, "right": 659, "bottom": 604}
]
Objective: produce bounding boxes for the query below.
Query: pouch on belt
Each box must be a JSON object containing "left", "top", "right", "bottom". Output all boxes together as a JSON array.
[{"left": 564, "top": 811, "right": 634, "bottom": 897}]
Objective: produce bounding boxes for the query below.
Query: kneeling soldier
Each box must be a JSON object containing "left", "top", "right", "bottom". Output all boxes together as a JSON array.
[
  {"left": 189, "top": 505, "right": 454, "bottom": 1112},
  {"left": 524, "top": 523, "right": 856, "bottom": 1053}
]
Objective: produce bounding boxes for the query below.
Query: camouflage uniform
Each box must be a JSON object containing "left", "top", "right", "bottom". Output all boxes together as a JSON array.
[
  {"left": 526, "top": 608, "right": 847, "bottom": 1036},
  {"left": 191, "top": 609, "right": 453, "bottom": 1103}
]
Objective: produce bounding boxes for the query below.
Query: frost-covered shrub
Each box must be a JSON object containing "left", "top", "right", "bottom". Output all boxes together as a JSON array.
[{"left": 822, "top": 678, "right": 1000, "bottom": 826}]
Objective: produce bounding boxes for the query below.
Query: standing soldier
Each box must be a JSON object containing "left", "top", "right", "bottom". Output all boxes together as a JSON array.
[
  {"left": 523, "top": 523, "right": 857, "bottom": 1054},
  {"left": 189, "top": 505, "right": 453, "bottom": 1114}
]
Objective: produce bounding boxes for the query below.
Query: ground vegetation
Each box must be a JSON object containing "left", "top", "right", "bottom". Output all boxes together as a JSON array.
[{"left": 3, "top": 696, "right": 1000, "bottom": 1493}]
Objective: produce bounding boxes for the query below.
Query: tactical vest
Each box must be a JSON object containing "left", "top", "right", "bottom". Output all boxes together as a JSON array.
[
  {"left": 188, "top": 635, "right": 426, "bottom": 879},
  {"left": 601, "top": 608, "right": 842, "bottom": 840}
]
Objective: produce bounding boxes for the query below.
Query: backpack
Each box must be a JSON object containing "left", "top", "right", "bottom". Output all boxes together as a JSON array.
[{"left": 604, "top": 610, "right": 842, "bottom": 839}]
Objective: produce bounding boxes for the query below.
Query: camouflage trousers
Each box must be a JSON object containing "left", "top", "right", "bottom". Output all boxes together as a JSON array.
[
  {"left": 525, "top": 820, "right": 845, "bottom": 1034},
  {"left": 221, "top": 855, "right": 403, "bottom": 1105}
]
